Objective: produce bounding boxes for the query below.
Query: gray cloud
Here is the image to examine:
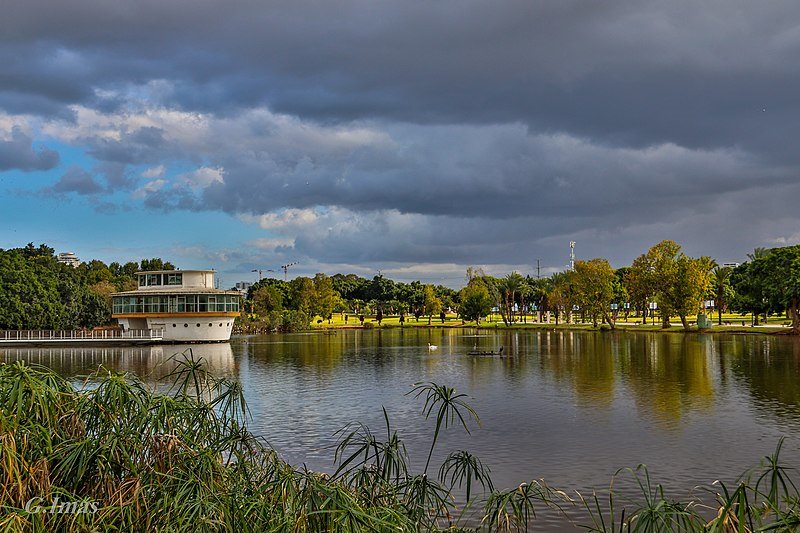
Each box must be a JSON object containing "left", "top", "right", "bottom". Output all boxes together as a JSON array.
[
  {"left": 3, "top": 0, "right": 800, "bottom": 272},
  {"left": 2, "top": 1, "right": 799, "bottom": 152},
  {"left": 48, "top": 166, "right": 103, "bottom": 195},
  {"left": 0, "top": 127, "right": 59, "bottom": 171}
]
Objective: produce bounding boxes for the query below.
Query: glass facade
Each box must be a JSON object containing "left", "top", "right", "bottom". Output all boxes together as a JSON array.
[
  {"left": 138, "top": 273, "right": 183, "bottom": 287},
  {"left": 113, "top": 294, "right": 239, "bottom": 314}
]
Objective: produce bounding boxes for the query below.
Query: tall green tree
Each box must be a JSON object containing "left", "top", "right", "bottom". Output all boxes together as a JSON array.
[
  {"left": 423, "top": 284, "right": 442, "bottom": 325},
  {"left": 499, "top": 272, "right": 524, "bottom": 326},
  {"left": 459, "top": 279, "right": 493, "bottom": 325},
  {"left": 548, "top": 271, "right": 573, "bottom": 325},
  {"left": 626, "top": 240, "right": 712, "bottom": 330},
  {"left": 312, "top": 273, "right": 338, "bottom": 323},
  {"left": 664, "top": 254, "right": 714, "bottom": 330},
  {"left": 759, "top": 245, "right": 800, "bottom": 333},
  {"left": 571, "top": 259, "right": 616, "bottom": 328},
  {"left": 731, "top": 260, "right": 770, "bottom": 325},
  {"left": 711, "top": 266, "right": 735, "bottom": 325}
]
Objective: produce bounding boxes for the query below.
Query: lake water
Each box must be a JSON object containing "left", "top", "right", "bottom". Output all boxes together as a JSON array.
[{"left": 3, "top": 329, "right": 800, "bottom": 529}]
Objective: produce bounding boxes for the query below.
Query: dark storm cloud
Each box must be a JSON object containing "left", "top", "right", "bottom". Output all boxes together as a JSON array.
[
  {"left": 0, "top": 127, "right": 59, "bottom": 171},
  {"left": 3, "top": 0, "right": 800, "bottom": 270},
  {"left": 3, "top": 0, "right": 800, "bottom": 152},
  {"left": 197, "top": 123, "right": 788, "bottom": 221}
]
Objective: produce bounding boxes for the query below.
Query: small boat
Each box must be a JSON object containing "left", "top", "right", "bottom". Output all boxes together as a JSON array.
[{"left": 468, "top": 346, "right": 504, "bottom": 357}]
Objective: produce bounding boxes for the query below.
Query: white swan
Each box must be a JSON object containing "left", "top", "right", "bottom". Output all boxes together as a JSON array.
[{"left": 427, "top": 342, "right": 438, "bottom": 350}]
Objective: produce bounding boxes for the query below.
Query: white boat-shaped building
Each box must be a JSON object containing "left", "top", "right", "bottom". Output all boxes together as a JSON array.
[{"left": 111, "top": 270, "right": 240, "bottom": 342}]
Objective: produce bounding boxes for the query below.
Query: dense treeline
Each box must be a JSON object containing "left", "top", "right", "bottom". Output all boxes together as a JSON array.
[
  {"left": 4, "top": 240, "right": 800, "bottom": 333},
  {"left": 241, "top": 274, "right": 458, "bottom": 332},
  {"left": 0, "top": 243, "right": 175, "bottom": 330},
  {"left": 245, "top": 240, "right": 800, "bottom": 334}
]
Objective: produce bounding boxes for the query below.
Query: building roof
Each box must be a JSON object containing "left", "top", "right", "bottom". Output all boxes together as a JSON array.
[{"left": 136, "top": 269, "right": 216, "bottom": 275}]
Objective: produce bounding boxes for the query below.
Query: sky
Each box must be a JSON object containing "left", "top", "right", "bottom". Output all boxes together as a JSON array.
[{"left": 1, "top": 0, "right": 799, "bottom": 287}]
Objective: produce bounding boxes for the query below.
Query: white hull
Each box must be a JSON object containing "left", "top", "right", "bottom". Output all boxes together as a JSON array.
[{"left": 116, "top": 316, "right": 234, "bottom": 342}]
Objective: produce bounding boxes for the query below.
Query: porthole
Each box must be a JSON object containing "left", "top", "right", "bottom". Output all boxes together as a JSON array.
[
  {"left": 184, "top": 324, "right": 188, "bottom": 327},
  {"left": 196, "top": 324, "right": 201, "bottom": 327},
  {"left": 172, "top": 324, "right": 176, "bottom": 328},
  {"left": 209, "top": 323, "right": 213, "bottom": 327},
  {"left": 227, "top": 323, "right": 230, "bottom": 326},
  {"left": 219, "top": 323, "right": 223, "bottom": 327}
]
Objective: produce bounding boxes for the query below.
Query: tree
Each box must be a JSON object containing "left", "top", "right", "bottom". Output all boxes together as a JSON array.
[
  {"left": 624, "top": 261, "right": 652, "bottom": 324},
  {"left": 711, "top": 266, "right": 735, "bottom": 325},
  {"left": 252, "top": 285, "right": 283, "bottom": 316},
  {"left": 423, "top": 284, "right": 442, "bottom": 325},
  {"left": 747, "top": 247, "right": 769, "bottom": 261},
  {"left": 90, "top": 280, "right": 117, "bottom": 311},
  {"left": 571, "top": 259, "right": 616, "bottom": 328},
  {"left": 499, "top": 272, "right": 524, "bottom": 326},
  {"left": 664, "top": 254, "right": 714, "bottom": 330},
  {"left": 365, "top": 275, "right": 396, "bottom": 303},
  {"left": 139, "top": 258, "right": 176, "bottom": 271},
  {"left": 312, "top": 273, "right": 337, "bottom": 323},
  {"left": 613, "top": 268, "right": 630, "bottom": 321},
  {"left": 627, "top": 240, "right": 682, "bottom": 328},
  {"left": 459, "top": 279, "right": 493, "bottom": 325},
  {"left": 731, "top": 260, "right": 770, "bottom": 325},
  {"left": 759, "top": 245, "right": 800, "bottom": 333},
  {"left": 625, "top": 240, "right": 712, "bottom": 330},
  {"left": 548, "top": 272, "right": 573, "bottom": 325},
  {"left": 529, "top": 277, "right": 552, "bottom": 322},
  {"left": 288, "top": 277, "right": 315, "bottom": 326}
]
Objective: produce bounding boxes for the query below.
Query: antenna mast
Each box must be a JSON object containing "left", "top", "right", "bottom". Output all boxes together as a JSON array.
[{"left": 569, "top": 241, "right": 576, "bottom": 270}]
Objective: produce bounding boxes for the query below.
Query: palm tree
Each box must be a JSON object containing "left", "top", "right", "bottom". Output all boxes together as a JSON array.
[
  {"left": 711, "top": 266, "right": 733, "bottom": 325},
  {"left": 501, "top": 272, "right": 524, "bottom": 325},
  {"left": 747, "top": 247, "right": 769, "bottom": 261},
  {"left": 518, "top": 282, "right": 532, "bottom": 323}
]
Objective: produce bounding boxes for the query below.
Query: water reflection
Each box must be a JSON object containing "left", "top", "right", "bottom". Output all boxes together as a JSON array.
[
  {"left": 0, "top": 343, "right": 236, "bottom": 380},
  {"left": 5, "top": 330, "right": 800, "bottom": 529}
]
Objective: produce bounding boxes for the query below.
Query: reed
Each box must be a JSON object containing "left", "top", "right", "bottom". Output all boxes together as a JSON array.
[{"left": 2, "top": 354, "right": 800, "bottom": 531}]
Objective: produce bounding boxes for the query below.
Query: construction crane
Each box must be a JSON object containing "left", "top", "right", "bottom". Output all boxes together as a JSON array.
[
  {"left": 281, "top": 262, "right": 298, "bottom": 281},
  {"left": 251, "top": 268, "right": 275, "bottom": 281}
]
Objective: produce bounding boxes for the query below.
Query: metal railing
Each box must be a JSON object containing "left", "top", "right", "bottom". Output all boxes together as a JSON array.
[{"left": 0, "top": 329, "right": 164, "bottom": 342}]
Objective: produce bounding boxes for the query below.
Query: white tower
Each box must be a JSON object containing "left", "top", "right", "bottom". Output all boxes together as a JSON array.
[{"left": 569, "top": 241, "right": 576, "bottom": 270}]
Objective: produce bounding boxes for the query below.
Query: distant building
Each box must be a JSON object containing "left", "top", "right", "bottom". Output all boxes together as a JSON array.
[
  {"left": 57, "top": 252, "right": 81, "bottom": 268},
  {"left": 234, "top": 281, "right": 252, "bottom": 297}
]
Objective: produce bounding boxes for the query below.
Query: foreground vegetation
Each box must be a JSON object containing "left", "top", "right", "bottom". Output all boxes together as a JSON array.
[{"left": 3, "top": 355, "right": 800, "bottom": 531}]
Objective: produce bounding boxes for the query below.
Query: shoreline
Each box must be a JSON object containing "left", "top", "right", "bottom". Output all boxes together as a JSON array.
[{"left": 299, "top": 321, "right": 793, "bottom": 336}]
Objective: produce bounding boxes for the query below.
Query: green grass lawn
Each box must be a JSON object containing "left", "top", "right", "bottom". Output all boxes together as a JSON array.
[{"left": 307, "top": 311, "right": 791, "bottom": 333}]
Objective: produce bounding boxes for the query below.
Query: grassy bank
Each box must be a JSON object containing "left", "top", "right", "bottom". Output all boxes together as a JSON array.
[
  {"left": 307, "top": 312, "right": 791, "bottom": 335},
  {"left": 3, "top": 355, "right": 800, "bottom": 531}
]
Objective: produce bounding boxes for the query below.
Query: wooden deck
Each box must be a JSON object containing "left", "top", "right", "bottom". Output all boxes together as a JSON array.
[{"left": 0, "top": 329, "right": 164, "bottom": 345}]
